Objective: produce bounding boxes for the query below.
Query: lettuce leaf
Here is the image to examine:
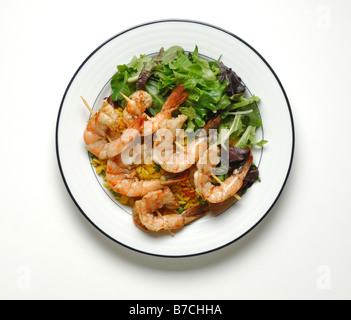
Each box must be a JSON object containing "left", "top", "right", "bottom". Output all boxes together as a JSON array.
[
  {"left": 110, "top": 64, "right": 137, "bottom": 102},
  {"left": 217, "top": 97, "right": 266, "bottom": 149},
  {"left": 145, "top": 78, "right": 165, "bottom": 116},
  {"left": 235, "top": 125, "right": 267, "bottom": 148},
  {"left": 110, "top": 45, "right": 267, "bottom": 149},
  {"left": 217, "top": 115, "right": 243, "bottom": 149}
]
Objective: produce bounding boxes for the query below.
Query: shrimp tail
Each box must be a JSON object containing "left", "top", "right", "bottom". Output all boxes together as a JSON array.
[
  {"left": 162, "top": 84, "right": 188, "bottom": 110},
  {"left": 203, "top": 115, "right": 222, "bottom": 131},
  {"left": 166, "top": 106, "right": 179, "bottom": 114},
  {"left": 161, "top": 173, "right": 188, "bottom": 186},
  {"left": 129, "top": 114, "right": 146, "bottom": 131},
  {"left": 183, "top": 204, "right": 209, "bottom": 225}
]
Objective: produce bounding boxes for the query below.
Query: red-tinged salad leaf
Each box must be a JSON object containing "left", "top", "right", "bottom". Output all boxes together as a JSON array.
[
  {"left": 229, "top": 146, "right": 250, "bottom": 163},
  {"left": 240, "top": 167, "right": 260, "bottom": 192},
  {"left": 228, "top": 146, "right": 251, "bottom": 170},
  {"left": 137, "top": 46, "right": 184, "bottom": 91},
  {"left": 217, "top": 146, "right": 260, "bottom": 189},
  {"left": 136, "top": 47, "right": 166, "bottom": 90},
  {"left": 218, "top": 62, "right": 246, "bottom": 96}
]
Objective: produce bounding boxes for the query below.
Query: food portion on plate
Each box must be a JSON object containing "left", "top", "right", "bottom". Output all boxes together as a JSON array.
[{"left": 83, "top": 46, "right": 267, "bottom": 235}]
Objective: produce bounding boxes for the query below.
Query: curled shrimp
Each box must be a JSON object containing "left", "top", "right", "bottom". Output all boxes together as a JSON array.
[
  {"left": 122, "top": 90, "right": 152, "bottom": 126},
  {"left": 153, "top": 131, "right": 208, "bottom": 173},
  {"left": 84, "top": 107, "right": 145, "bottom": 159},
  {"left": 132, "top": 187, "right": 209, "bottom": 232},
  {"left": 105, "top": 156, "right": 185, "bottom": 197},
  {"left": 157, "top": 114, "right": 188, "bottom": 137},
  {"left": 83, "top": 103, "right": 119, "bottom": 144},
  {"left": 153, "top": 116, "right": 222, "bottom": 173},
  {"left": 194, "top": 145, "right": 253, "bottom": 203},
  {"left": 143, "top": 84, "right": 188, "bottom": 134},
  {"left": 122, "top": 84, "right": 188, "bottom": 135}
]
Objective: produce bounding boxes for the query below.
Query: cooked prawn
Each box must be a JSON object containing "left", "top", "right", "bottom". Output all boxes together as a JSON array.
[
  {"left": 157, "top": 114, "right": 188, "bottom": 137},
  {"left": 121, "top": 84, "right": 188, "bottom": 135},
  {"left": 153, "top": 133, "right": 208, "bottom": 173},
  {"left": 132, "top": 187, "right": 208, "bottom": 232},
  {"left": 153, "top": 115, "right": 222, "bottom": 173},
  {"left": 84, "top": 108, "right": 145, "bottom": 159},
  {"left": 83, "top": 103, "right": 119, "bottom": 145},
  {"left": 194, "top": 145, "right": 253, "bottom": 203},
  {"left": 105, "top": 156, "right": 185, "bottom": 197},
  {"left": 143, "top": 84, "right": 188, "bottom": 135},
  {"left": 122, "top": 90, "right": 152, "bottom": 126}
]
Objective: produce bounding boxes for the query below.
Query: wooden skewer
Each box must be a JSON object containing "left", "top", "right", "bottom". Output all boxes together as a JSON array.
[
  {"left": 120, "top": 92, "right": 152, "bottom": 120},
  {"left": 211, "top": 174, "right": 224, "bottom": 185},
  {"left": 175, "top": 140, "right": 186, "bottom": 151},
  {"left": 212, "top": 174, "right": 241, "bottom": 200},
  {"left": 81, "top": 96, "right": 94, "bottom": 116},
  {"left": 167, "top": 229, "right": 175, "bottom": 236},
  {"left": 120, "top": 92, "right": 130, "bottom": 102},
  {"left": 233, "top": 194, "right": 242, "bottom": 200}
]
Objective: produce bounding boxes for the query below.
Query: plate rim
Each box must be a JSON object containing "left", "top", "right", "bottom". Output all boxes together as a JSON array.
[{"left": 55, "top": 19, "right": 295, "bottom": 258}]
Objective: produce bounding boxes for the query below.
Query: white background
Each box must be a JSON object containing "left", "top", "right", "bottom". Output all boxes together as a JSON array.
[{"left": 1, "top": 0, "right": 350, "bottom": 300}]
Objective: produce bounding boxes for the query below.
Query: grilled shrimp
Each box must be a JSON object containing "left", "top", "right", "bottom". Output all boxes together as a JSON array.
[
  {"left": 132, "top": 187, "right": 208, "bottom": 232},
  {"left": 158, "top": 114, "right": 188, "bottom": 137},
  {"left": 105, "top": 156, "right": 185, "bottom": 197},
  {"left": 153, "top": 116, "right": 222, "bottom": 173},
  {"left": 194, "top": 145, "right": 253, "bottom": 203},
  {"left": 84, "top": 103, "right": 119, "bottom": 144},
  {"left": 143, "top": 84, "right": 188, "bottom": 134},
  {"left": 153, "top": 133, "right": 208, "bottom": 173},
  {"left": 122, "top": 84, "right": 188, "bottom": 135},
  {"left": 84, "top": 108, "right": 145, "bottom": 159},
  {"left": 122, "top": 90, "right": 152, "bottom": 126}
]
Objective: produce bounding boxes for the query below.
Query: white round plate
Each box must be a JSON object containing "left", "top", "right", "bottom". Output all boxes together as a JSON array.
[{"left": 56, "top": 20, "right": 294, "bottom": 257}]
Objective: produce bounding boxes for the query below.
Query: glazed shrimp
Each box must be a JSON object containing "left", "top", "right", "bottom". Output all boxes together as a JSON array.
[
  {"left": 153, "top": 116, "right": 222, "bottom": 173},
  {"left": 194, "top": 145, "right": 253, "bottom": 203},
  {"left": 122, "top": 84, "right": 188, "bottom": 135},
  {"left": 122, "top": 90, "right": 152, "bottom": 126},
  {"left": 158, "top": 114, "right": 188, "bottom": 137},
  {"left": 153, "top": 132, "right": 208, "bottom": 173},
  {"left": 83, "top": 103, "right": 119, "bottom": 145},
  {"left": 84, "top": 107, "right": 145, "bottom": 159},
  {"left": 105, "top": 156, "right": 185, "bottom": 197},
  {"left": 132, "top": 187, "right": 208, "bottom": 232},
  {"left": 143, "top": 84, "right": 188, "bottom": 134}
]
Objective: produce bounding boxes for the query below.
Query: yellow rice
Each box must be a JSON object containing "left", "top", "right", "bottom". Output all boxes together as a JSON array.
[
  {"left": 91, "top": 156, "right": 201, "bottom": 209},
  {"left": 90, "top": 105, "right": 202, "bottom": 209},
  {"left": 169, "top": 176, "right": 202, "bottom": 210},
  {"left": 114, "top": 106, "right": 128, "bottom": 133}
]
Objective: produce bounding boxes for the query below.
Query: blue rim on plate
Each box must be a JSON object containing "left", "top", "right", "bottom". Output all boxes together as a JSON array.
[{"left": 55, "top": 19, "right": 295, "bottom": 257}]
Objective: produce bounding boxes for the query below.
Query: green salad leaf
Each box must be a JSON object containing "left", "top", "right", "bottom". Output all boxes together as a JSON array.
[
  {"left": 110, "top": 64, "right": 136, "bottom": 102},
  {"left": 110, "top": 45, "right": 267, "bottom": 149}
]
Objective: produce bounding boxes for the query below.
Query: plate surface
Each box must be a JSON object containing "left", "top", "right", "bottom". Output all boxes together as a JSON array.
[{"left": 56, "top": 20, "right": 294, "bottom": 257}]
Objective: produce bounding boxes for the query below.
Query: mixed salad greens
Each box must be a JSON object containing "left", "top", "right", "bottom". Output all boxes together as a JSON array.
[{"left": 110, "top": 45, "right": 267, "bottom": 149}]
